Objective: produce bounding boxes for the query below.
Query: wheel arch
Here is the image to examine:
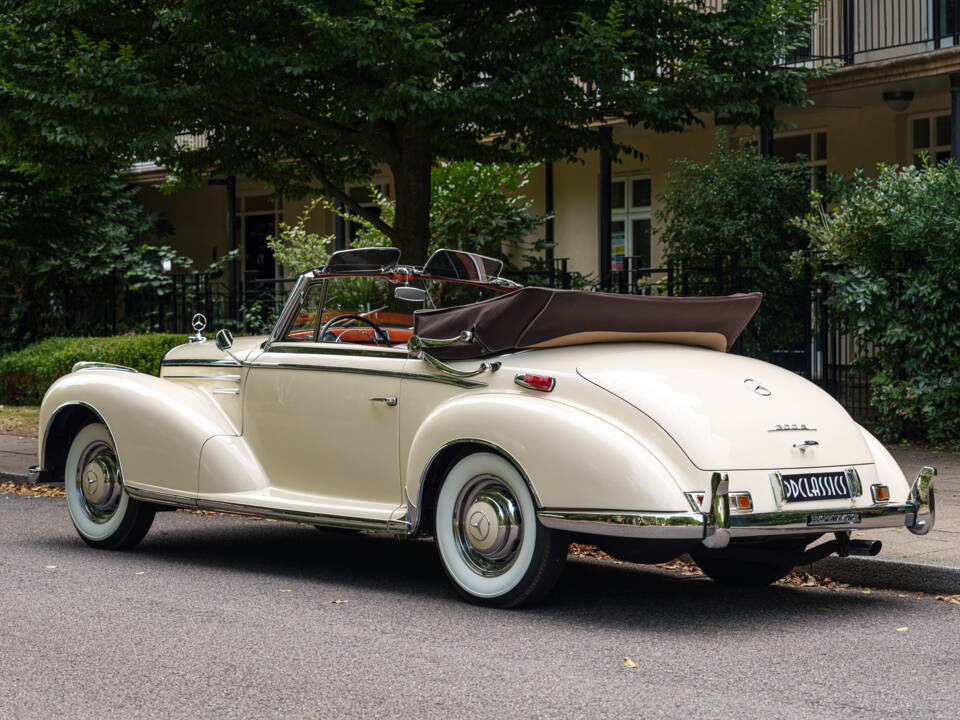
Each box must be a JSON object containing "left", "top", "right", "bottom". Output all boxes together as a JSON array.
[
  {"left": 409, "top": 439, "right": 541, "bottom": 536},
  {"left": 39, "top": 402, "right": 116, "bottom": 485}
]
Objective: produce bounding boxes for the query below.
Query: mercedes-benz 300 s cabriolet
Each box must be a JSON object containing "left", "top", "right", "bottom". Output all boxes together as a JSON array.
[{"left": 32, "top": 247, "right": 937, "bottom": 607}]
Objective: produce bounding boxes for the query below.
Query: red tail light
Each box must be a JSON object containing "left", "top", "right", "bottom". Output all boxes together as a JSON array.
[{"left": 514, "top": 373, "right": 556, "bottom": 392}]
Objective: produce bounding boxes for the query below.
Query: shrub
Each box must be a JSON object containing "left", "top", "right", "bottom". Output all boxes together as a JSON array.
[
  {"left": 0, "top": 334, "right": 185, "bottom": 405},
  {"left": 797, "top": 159, "right": 960, "bottom": 447},
  {"left": 656, "top": 132, "right": 814, "bottom": 360}
]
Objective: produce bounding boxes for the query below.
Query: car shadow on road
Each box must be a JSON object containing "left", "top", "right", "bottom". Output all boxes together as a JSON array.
[
  {"left": 84, "top": 513, "right": 907, "bottom": 627},
  {"left": 41, "top": 509, "right": 900, "bottom": 629}
]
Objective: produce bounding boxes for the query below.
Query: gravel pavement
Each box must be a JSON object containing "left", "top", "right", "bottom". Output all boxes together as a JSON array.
[{"left": 1, "top": 493, "right": 958, "bottom": 720}]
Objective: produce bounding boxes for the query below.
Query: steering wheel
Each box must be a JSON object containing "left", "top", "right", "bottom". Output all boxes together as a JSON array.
[{"left": 320, "top": 314, "right": 391, "bottom": 345}]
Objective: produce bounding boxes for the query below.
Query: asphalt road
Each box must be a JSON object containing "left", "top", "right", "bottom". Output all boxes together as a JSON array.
[{"left": 2, "top": 495, "right": 957, "bottom": 720}]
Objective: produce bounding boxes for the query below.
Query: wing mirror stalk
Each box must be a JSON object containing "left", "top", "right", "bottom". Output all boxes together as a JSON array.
[
  {"left": 216, "top": 328, "right": 244, "bottom": 366},
  {"left": 407, "top": 331, "right": 501, "bottom": 379}
]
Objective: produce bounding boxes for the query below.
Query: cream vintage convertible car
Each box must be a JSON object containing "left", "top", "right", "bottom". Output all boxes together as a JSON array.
[{"left": 32, "top": 248, "right": 937, "bottom": 607}]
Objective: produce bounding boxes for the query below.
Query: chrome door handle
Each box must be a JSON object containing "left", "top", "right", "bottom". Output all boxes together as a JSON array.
[
  {"left": 370, "top": 396, "right": 398, "bottom": 406},
  {"left": 793, "top": 440, "right": 819, "bottom": 453}
]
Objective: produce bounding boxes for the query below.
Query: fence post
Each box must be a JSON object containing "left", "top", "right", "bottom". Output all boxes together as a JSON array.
[
  {"left": 934, "top": 0, "right": 943, "bottom": 49},
  {"left": 560, "top": 258, "right": 570, "bottom": 289},
  {"left": 842, "top": 0, "right": 855, "bottom": 63},
  {"left": 667, "top": 265, "right": 674, "bottom": 296},
  {"left": 954, "top": 0, "right": 960, "bottom": 46},
  {"left": 714, "top": 254, "right": 723, "bottom": 295}
]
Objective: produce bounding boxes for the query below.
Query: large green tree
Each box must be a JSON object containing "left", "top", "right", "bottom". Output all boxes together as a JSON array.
[{"left": 0, "top": 0, "right": 817, "bottom": 263}]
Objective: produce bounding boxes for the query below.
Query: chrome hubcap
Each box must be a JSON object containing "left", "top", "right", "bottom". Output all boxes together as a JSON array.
[
  {"left": 453, "top": 475, "right": 523, "bottom": 576},
  {"left": 75, "top": 441, "right": 123, "bottom": 524}
]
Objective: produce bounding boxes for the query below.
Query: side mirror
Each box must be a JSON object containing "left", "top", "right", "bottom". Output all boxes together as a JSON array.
[
  {"left": 216, "top": 328, "right": 234, "bottom": 351},
  {"left": 395, "top": 286, "right": 428, "bottom": 303},
  {"left": 215, "top": 328, "right": 242, "bottom": 365}
]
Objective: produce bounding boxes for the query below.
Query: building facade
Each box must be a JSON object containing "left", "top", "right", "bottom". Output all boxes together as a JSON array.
[{"left": 126, "top": 4, "right": 960, "bottom": 306}]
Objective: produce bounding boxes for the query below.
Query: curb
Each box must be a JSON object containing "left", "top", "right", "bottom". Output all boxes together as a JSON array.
[
  {"left": 0, "top": 471, "right": 30, "bottom": 485},
  {"left": 806, "top": 556, "right": 960, "bottom": 595}
]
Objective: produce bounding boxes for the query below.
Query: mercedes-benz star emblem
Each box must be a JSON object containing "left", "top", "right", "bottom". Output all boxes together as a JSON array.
[
  {"left": 191, "top": 313, "right": 207, "bottom": 333},
  {"left": 469, "top": 511, "right": 490, "bottom": 541},
  {"left": 743, "top": 378, "right": 771, "bottom": 397}
]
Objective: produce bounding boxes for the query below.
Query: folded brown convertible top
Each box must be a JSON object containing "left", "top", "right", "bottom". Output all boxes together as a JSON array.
[{"left": 413, "top": 287, "right": 762, "bottom": 360}]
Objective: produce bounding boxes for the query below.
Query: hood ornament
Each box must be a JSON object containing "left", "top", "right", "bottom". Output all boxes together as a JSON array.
[
  {"left": 189, "top": 313, "right": 208, "bottom": 343},
  {"left": 743, "top": 378, "right": 771, "bottom": 396}
]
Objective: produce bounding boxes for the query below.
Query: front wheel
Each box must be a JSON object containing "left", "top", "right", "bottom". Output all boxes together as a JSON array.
[
  {"left": 64, "top": 422, "right": 155, "bottom": 550},
  {"left": 434, "top": 452, "right": 568, "bottom": 608}
]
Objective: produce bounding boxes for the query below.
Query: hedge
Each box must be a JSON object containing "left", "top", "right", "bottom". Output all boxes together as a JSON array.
[{"left": 0, "top": 334, "right": 186, "bottom": 405}]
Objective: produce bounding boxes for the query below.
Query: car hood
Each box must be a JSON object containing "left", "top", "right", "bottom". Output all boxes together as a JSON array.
[{"left": 576, "top": 345, "right": 873, "bottom": 471}]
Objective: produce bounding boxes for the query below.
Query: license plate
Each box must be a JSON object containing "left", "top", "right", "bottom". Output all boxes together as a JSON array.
[
  {"left": 807, "top": 512, "right": 861, "bottom": 527},
  {"left": 781, "top": 471, "right": 851, "bottom": 503}
]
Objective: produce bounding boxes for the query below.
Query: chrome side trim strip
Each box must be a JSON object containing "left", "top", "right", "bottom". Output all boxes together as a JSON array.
[
  {"left": 125, "top": 486, "right": 197, "bottom": 509},
  {"left": 163, "top": 374, "right": 241, "bottom": 381},
  {"left": 247, "top": 360, "right": 487, "bottom": 388},
  {"left": 266, "top": 344, "right": 407, "bottom": 360},
  {"left": 212, "top": 388, "right": 241, "bottom": 395},
  {"left": 161, "top": 359, "right": 243, "bottom": 368},
  {"left": 195, "top": 498, "right": 411, "bottom": 534},
  {"left": 538, "top": 510, "right": 706, "bottom": 539}
]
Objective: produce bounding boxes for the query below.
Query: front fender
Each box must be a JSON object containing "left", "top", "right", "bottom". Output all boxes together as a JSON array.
[
  {"left": 39, "top": 370, "right": 235, "bottom": 498},
  {"left": 404, "top": 393, "right": 690, "bottom": 524}
]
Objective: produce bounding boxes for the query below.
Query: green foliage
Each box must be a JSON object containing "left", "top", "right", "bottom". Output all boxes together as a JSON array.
[
  {"left": 428, "top": 161, "right": 548, "bottom": 260},
  {"left": 656, "top": 133, "right": 814, "bottom": 359},
  {"left": 0, "top": 163, "right": 171, "bottom": 352},
  {"left": 0, "top": 335, "right": 184, "bottom": 405},
  {"left": 270, "top": 160, "right": 549, "bottom": 269},
  {"left": 797, "top": 159, "right": 960, "bottom": 446},
  {"left": 0, "top": 0, "right": 821, "bottom": 262}
]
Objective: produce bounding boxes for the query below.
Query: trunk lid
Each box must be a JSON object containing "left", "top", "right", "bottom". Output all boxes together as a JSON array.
[{"left": 577, "top": 345, "right": 872, "bottom": 471}]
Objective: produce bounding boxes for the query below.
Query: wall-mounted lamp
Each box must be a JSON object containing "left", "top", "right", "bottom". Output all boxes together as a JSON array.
[
  {"left": 161, "top": 257, "right": 173, "bottom": 274},
  {"left": 883, "top": 90, "right": 914, "bottom": 112}
]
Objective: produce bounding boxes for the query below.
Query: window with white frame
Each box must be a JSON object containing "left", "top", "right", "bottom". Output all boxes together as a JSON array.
[
  {"left": 910, "top": 112, "right": 952, "bottom": 166},
  {"left": 734, "top": 129, "right": 827, "bottom": 190},
  {"left": 609, "top": 175, "right": 652, "bottom": 274}
]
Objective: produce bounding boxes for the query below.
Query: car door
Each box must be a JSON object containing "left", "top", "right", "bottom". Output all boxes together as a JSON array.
[{"left": 242, "top": 340, "right": 406, "bottom": 519}]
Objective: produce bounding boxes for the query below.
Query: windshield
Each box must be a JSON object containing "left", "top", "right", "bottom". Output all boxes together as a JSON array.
[{"left": 280, "top": 275, "right": 508, "bottom": 345}]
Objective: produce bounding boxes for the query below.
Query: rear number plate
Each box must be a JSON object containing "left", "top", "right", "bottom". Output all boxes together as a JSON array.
[
  {"left": 807, "top": 512, "right": 861, "bottom": 527},
  {"left": 782, "top": 471, "right": 851, "bottom": 503}
]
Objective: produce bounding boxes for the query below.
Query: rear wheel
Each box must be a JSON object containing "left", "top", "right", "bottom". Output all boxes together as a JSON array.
[
  {"left": 434, "top": 452, "right": 568, "bottom": 608},
  {"left": 64, "top": 423, "right": 155, "bottom": 550}
]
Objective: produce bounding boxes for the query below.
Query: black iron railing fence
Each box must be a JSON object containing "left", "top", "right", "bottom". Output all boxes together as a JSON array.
[{"left": 65, "top": 256, "right": 875, "bottom": 420}]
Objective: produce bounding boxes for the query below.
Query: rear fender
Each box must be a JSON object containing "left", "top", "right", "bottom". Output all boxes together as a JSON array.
[
  {"left": 39, "top": 370, "right": 235, "bottom": 498},
  {"left": 404, "top": 394, "right": 688, "bottom": 532}
]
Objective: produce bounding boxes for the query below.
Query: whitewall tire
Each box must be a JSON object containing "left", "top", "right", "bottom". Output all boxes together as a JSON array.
[
  {"left": 434, "top": 452, "right": 569, "bottom": 607},
  {"left": 64, "top": 422, "right": 155, "bottom": 550}
]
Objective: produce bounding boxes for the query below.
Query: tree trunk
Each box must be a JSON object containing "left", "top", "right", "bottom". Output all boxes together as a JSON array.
[{"left": 389, "top": 120, "right": 433, "bottom": 266}]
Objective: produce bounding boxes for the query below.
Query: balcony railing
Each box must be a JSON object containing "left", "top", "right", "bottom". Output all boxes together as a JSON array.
[{"left": 705, "top": 0, "right": 959, "bottom": 66}]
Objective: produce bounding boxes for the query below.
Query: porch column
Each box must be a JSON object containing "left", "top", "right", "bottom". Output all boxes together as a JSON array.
[
  {"left": 952, "top": 75, "right": 960, "bottom": 163},
  {"left": 225, "top": 176, "right": 237, "bottom": 318},
  {"left": 760, "top": 108, "right": 774, "bottom": 157},
  {"left": 599, "top": 130, "right": 612, "bottom": 291},
  {"left": 545, "top": 162, "right": 555, "bottom": 285}
]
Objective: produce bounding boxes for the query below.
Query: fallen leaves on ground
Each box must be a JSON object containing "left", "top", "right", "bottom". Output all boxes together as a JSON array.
[
  {"left": 568, "top": 543, "right": 613, "bottom": 561},
  {"left": 0, "top": 482, "right": 64, "bottom": 498},
  {"left": 936, "top": 594, "right": 960, "bottom": 605},
  {"left": 326, "top": 599, "right": 347, "bottom": 604},
  {"left": 895, "top": 627, "right": 909, "bottom": 632},
  {"left": 623, "top": 657, "right": 639, "bottom": 669},
  {"left": 655, "top": 557, "right": 703, "bottom": 575}
]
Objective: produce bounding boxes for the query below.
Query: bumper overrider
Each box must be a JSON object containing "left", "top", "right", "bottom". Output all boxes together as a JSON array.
[{"left": 537, "top": 466, "right": 937, "bottom": 550}]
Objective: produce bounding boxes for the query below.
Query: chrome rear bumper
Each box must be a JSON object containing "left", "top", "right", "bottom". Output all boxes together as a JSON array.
[{"left": 537, "top": 466, "right": 937, "bottom": 546}]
